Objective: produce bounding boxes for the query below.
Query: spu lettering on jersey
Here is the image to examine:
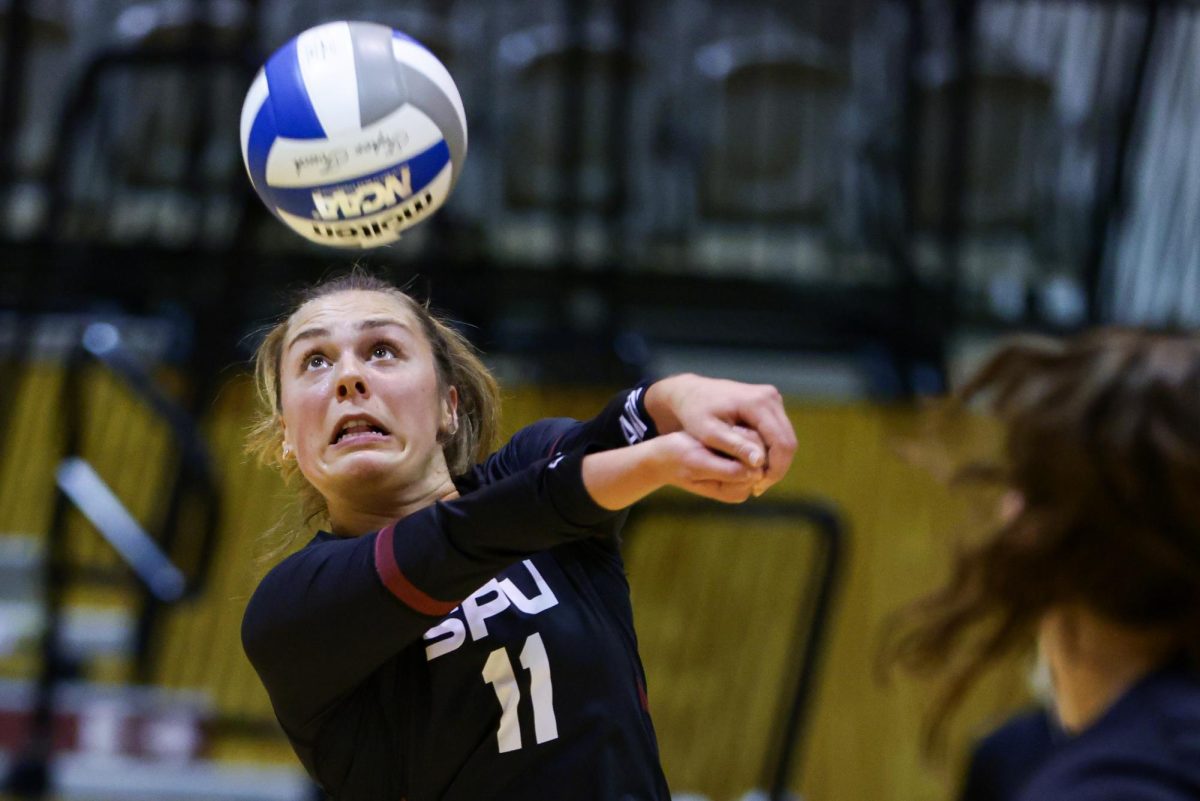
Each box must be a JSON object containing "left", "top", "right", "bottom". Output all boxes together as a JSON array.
[
  {"left": 311, "top": 167, "right": 413, "bottom": 220},
  {"left": 423, "top": 560, "right": 558, "bottom": 661}
]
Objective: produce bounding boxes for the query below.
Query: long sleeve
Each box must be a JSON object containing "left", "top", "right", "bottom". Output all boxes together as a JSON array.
[
  {"left": 241, "top": 450, "right": 614, "bottom": 742},
  {"left": 467, "top": 383, "right": 658, "bottom": 485}
]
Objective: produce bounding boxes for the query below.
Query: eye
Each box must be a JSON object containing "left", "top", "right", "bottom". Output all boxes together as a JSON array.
[
  {"left": 302, "top": 351, "right": 329, "bottom": 371},
  {"left": 369, "top": 342, "right": 399, "bottom": 360}
]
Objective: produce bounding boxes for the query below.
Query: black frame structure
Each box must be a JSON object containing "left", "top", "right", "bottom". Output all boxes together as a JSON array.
[
  {"left": 625, "top": 497, "right": 846, "bottom": 800},
  {"left": 1, "top": 317, "right": 220, "bottom": 799}
]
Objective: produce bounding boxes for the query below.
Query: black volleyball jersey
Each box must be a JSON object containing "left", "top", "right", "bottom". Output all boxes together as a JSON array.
[{"left": 242, "top": 387, "right": 671, "bottom": 801}]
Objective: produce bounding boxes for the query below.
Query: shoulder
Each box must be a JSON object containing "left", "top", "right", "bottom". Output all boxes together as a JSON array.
[
  {"left": 1018, "top": 670, "right": 1200, "bottom": 801},
  {"left": 973, "top": 707, "right": 1056, "bottom": 762},
  {"left": 467, "top": 418, "right": 577, "bottom": 487},
  {"left": 505, "top": 417, "right": 578, "bottom": 459},
  {"left": 1019, "top": 757, "right": 1199, "bottom": 801},
  {"left": 242, "top": 534, "right": 373, "bottom": 642},
  {"left": 961, "top": 708, "right": 1057, "bottom": 801},
  {"left": 250, "top": 533, "right": 370, "bottom": 595}
]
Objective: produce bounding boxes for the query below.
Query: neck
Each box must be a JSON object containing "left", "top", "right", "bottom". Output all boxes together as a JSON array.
[
  {"left": 1040, "top": 605, "right": 1177, "bottom": 733},
  {"left": 326, "top": 470, "right": 459, "bottom": 537}
]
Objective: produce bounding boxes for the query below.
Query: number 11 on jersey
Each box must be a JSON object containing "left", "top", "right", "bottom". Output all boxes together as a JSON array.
[{"left": 482, "top": 633, "right": 559, "bottom": 753}]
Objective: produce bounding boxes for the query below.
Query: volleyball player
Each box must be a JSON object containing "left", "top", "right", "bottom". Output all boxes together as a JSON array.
[
  {"left": 892, "top": 329, "right": 1200, "bottom": 801},
  {"left": 240, "top": 270, "right": 797, "bottom": 801}
]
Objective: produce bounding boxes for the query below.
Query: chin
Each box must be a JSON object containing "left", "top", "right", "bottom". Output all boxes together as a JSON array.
[
  {"left": 331, "top": 448, "right": 403, "bottom": 479},
  {"left": 327, "top": 447, "right": 429, "bottom": 492}
]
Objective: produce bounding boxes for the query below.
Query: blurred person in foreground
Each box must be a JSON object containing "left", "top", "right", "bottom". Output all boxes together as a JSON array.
[
  {"left": 239, "top": 269, "right": 796, "bottom": 801},
  {"left": 891, "top": 328, "right": 1200, "bottom": 801}
]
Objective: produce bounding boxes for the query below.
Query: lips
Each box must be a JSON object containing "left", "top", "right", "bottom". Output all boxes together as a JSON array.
[{"left": 330, "top": 414, "right": 391, "bottom": 444}]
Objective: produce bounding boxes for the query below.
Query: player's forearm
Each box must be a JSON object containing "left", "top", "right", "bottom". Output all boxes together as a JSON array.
[{"left": 581, "top": 440, "right": 669, "bottom": 511}]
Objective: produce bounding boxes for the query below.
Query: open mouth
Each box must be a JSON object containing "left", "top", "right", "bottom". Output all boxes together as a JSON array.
[{"left": 331, "top": 418, "right": 391, "bottom": 444}]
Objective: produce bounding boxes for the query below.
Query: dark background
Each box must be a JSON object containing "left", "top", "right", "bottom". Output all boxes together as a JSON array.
[{"left": 2, "top": 0, "right": 1192, "bottom": 397}]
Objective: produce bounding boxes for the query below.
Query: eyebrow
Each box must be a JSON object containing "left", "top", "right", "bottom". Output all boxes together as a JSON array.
[
  {"left": 286, "top": 318, "right": 414, "bottom": 353},
  {"left": 359, "top": 318, "right": 413, "bottom": 335}
]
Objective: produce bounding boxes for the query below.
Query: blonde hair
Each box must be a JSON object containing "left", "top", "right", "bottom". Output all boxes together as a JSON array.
[{"left": 246, "top": 268, "right": 501, "bottom": 563}]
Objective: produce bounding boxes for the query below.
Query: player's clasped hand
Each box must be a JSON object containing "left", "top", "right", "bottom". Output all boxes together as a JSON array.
[
  {"left": 653, "top": 429, "right": 767, "bottom": 504},
  {"left": 644, "top": 373, "right": 797, "bottom": 497},
  {"left": 579, "top": 424, "right": 768, "bottom": 510}
]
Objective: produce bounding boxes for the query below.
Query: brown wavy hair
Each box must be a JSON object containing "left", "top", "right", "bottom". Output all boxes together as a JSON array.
[
  {"left": 246, "top": 268, "right": 500, "bottom": 563},
  {"left": 887, "top": 328, "right": 1200, "bottom": 749}
]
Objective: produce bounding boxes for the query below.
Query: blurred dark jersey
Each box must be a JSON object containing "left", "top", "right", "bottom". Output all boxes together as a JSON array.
[
  {"left": 1017, "top": 662, "right": 1200, "bottom": 801},
  {"left": 959, "top": 707, "right": 1058, "bottom": 801},
  {"left": 242, "top": 387, "right": 672, "bottom": 801}
]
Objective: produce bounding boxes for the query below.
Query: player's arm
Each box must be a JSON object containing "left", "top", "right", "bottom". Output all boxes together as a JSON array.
[
  {"left": 469, "top": 384, "right": 657, "bottom": 483},
  {"left": 241, "top": 450, "right": 618, "bottom": 741},
  {"left": 241, "top": 432, "right": 758, "bottom": 739},
  {"left": 582, "top": 430, "right": 766, "bottom": 508},
  {"left": 487, "top": 374, "right": 796, "bottom": 496}
]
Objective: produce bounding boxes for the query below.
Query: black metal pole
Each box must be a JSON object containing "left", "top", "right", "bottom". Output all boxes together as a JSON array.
[
  {"left": 1082, "top": 0, "right": 1161, "bottom": 325},
  {"left": 766, "top": 504, "right": 845, "bottom": 801},
  {"left": 603, "top": 0, "right": 639, "bottom": 379},
  {"left": 558, "top": 0, "right": 588, "bottom": 263},
  {"left": 1, "top": 328, "right": 86, "bottom": 799},
  {"left": 940, "top": 0, "right": 977, "bottom": 347},
  {"left": 0, "top": 0, "right": 32, "bottom": 194},
  {"left": 888, "top": 0, "right": 924, "bottom": 397},
  {"left": 181, "top": 0, "right": 216, "bottom": 203}
]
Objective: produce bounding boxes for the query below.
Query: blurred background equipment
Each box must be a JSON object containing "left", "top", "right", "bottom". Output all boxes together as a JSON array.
[
  {"left": 623, "top": 500, "right": 843, "bottom": 801},
  {"left": 0, "top": 0, "right": 1194, "bottom": 799}
]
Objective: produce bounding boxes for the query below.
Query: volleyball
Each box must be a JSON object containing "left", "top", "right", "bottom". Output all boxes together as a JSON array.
[{"left": 239, "top": 21, "right": 467, "bottom": 248}]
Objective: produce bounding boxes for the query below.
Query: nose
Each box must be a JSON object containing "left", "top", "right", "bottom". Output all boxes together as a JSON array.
[{"left": 335, "top": 360, "right": 370, "bottom": 400}]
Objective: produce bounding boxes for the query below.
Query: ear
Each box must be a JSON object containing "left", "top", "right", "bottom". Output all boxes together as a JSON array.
[
  {"left": 442, "top": 385, "right": 459, "bottom": 432},
  {"left": 280, "top": 416, "right": 292, "bottom": 456}
]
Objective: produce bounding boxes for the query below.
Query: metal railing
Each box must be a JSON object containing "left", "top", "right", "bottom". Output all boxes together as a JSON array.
[{"left": 2, "top": 317, "right": 220, "bottom": 799}]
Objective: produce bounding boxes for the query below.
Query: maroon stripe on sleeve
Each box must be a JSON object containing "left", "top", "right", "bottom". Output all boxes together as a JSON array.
[{"left": 373, "top": 525, "right": 459, "bottom": 616}]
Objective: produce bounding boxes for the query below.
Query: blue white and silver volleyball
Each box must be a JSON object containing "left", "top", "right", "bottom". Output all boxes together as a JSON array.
[{"left": 239, "top": 21, "right": 467, "bottom": 248}]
